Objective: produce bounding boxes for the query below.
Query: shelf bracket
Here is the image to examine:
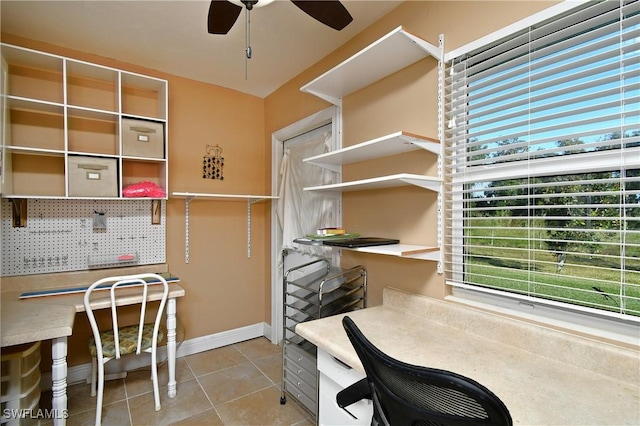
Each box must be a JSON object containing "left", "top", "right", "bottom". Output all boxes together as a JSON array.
[
  {"left": 183, "top": 195, "right": 195, "bottom": 263},
  {"left": 247, "top": 198, "right": 264, "bottom": 258},
  {"left": 247, "top": 200, "right": 252, "bottom": 258}
]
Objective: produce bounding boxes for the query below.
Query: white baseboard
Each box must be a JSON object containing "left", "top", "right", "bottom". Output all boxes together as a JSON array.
[{"left": 41, "top": 321, "right": 272, "bottom": 391}]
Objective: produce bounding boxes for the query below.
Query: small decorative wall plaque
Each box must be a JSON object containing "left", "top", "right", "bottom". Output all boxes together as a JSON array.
[{"left": 203, "top": 144, "right": 224, "bottom": 180}]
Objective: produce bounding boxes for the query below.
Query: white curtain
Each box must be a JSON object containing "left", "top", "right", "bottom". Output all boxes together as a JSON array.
[{"left": 277, "top": 129, "right": 339, "bottom": 256}]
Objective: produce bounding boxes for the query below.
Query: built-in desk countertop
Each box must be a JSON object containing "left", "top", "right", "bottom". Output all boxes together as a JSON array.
[
  {"left": 0, "top": 265, "right": 185, "bottom": 426},
  {"left": 296, "top": 287, "right": 639, "bottom": 425}
]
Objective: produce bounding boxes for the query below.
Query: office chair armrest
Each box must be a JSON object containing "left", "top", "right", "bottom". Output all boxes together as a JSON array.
[{"left": 337, "top": 378, "right": 371, "bottom": 408}]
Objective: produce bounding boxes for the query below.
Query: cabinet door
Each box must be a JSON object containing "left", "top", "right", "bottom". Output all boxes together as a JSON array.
[
  {"left": 317, "top": 349, "right": 372, "bottom": 425},
  {"left": 319, "top": 371, "right": 372, "bottom": 426}
]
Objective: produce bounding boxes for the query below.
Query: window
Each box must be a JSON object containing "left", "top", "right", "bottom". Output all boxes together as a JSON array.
[{"left": 444, "top": 0, "right": 640, "bottom": 324}]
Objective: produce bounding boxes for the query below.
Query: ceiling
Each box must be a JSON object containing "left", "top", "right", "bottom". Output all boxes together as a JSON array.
[{"left": 0, "top": 0, "right": 402, "bottom": 98}]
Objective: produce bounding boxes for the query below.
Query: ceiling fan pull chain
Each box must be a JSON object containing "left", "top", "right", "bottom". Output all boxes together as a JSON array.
[
  {"left": 246, "top": 8, "right": 252, "bottom": 59},
  {"left": 245, "top": 6, "right": 251, "bottom": 79}
]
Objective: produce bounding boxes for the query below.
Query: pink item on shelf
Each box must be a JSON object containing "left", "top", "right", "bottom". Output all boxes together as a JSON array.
[
  {"left": 122, "top": 181, "right": 165, "bottom": 198},
  {"left": 118, "top": 254, "right": 135, "bottom": 261}
]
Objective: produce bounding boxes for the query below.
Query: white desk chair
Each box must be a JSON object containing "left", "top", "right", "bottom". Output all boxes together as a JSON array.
[{"left": 83, "top": 273, "right": 169, "bottom": 426}]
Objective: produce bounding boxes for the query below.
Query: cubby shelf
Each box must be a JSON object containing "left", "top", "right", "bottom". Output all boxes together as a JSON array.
[
  {"left": 300, "top": 26, "right": 442, "bottom": 106},
  {"left": 1, "top": 43, "right": 169, "bottom": 200}
]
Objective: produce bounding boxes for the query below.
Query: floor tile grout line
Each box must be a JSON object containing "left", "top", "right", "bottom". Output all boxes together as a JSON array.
[
  {"left": 231, "top": 340, "right": 284, "bottom": 387},
  {"left": 125, "top": 395, "right": 134, "bottom": 426},
  {"left": 246, "top": 355, "right": 281, "bottom": 388},
  {"left": 217, "top": 381, "right": 279, "bottom": 405},
  {"left": 183, "top": 349, "right": 226, "bottom": 422},
  {"left": 191, "top": 358, "right": 258, "bottom": 381}
]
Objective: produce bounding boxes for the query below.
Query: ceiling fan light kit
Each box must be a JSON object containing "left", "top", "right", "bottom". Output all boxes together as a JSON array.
[{"left": 228, "top": 0, "right": 274, "bottom": 9}]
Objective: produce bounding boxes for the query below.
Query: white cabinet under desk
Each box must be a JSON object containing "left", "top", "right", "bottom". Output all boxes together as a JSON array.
[
  {"left": 296, "top": 287, "right": 640, "bottom": 425},
  {"left": 317, "top": 348, "right": 371, "bottom": 425}
]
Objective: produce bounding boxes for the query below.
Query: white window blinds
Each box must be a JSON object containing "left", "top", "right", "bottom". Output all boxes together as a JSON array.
[{"left": 444, "top": 0, "right": 640, "bottom": 319}]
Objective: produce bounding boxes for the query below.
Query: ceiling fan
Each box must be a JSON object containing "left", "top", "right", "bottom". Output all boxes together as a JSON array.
[
  {"left": 207, "top": 0, "right": 354, "bottom": 36},
  {"left": 208, "top": 0, "right": 353, "bottom": 78}
]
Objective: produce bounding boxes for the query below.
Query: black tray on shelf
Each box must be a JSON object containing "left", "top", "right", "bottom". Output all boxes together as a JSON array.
[{"left": 322, "top": 237, "right": 399, "bottom": 248}]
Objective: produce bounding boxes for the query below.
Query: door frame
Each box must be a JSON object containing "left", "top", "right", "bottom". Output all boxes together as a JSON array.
[{"left": 269, "top": 106, "right": 341, "bottom": 343}]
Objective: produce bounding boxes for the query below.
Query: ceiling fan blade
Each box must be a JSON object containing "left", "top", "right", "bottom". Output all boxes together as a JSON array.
[
  {"left": 208, "top": 0, "right": 243, "bottom": 34},
  {"left": 290, "top": 0, "right": 353, "bottom": 31}
]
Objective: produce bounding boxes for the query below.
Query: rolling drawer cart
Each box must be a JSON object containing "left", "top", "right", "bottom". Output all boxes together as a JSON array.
[{"left": 280, "top": 252, "right": 367, "bottom": 415}]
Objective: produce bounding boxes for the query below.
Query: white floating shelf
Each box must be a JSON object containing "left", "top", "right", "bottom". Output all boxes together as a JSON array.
[
  {"left": 301, "top": 26, "right": 442, "bottom": 105},
  {"left": 304, "top": 173, "right": 441, "bottom": 193},
  {"left": 350, "top": 244, "right": 440, "bottom": 260},
  {"left": 172, "top": 192, "right": 278, "bottom": 202},
  {"left": 293, "top": 238, "right": 439, "bottom": 261},
  {"left": 304, "top": 131, "right": 439, "bottom": 172}
]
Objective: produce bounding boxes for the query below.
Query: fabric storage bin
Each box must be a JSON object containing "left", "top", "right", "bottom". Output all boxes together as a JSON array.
[
  {"left": 1, "top": 341, "right": 41, "bottom": 425},
  {"left": 122, "top": 118, "right": 164, "bottom": 159},
  {"left": 68, "top": 156, "right": 118, "bottom": 197}
]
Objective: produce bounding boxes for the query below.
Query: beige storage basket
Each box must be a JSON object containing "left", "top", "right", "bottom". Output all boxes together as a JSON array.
[
  {"left": 68, "top": 155, "right": 118, "bottom": 197},
  {"left": 1, "top": 341, "right": 41, "bottom": 425},
  {"left": 122, "top": 118, "right": 164, "bottom": 159}
]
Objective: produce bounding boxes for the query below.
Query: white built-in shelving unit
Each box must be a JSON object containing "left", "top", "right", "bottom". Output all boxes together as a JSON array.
[
  {"left": 299, "top": 27, "right": 444, "bottom": 265},
  {"left": 1, "top": 43, "right": 168, "bottom": 199}
]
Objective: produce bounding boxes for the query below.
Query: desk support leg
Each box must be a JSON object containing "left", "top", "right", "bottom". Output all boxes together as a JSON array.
[
  {"left": 166, "top": 297, "right": 177, "bottom": 398},
  {"left": 51, "top": 336, "right": 68, "bottom": 426}
]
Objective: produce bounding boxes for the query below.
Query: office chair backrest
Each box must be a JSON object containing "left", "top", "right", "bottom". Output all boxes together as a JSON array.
[
  {"left": 84, "top": 273, "right": 169, "bottom": 361},
  {"left": 342, "top": 316, "right": 513, "bottom": 426}
]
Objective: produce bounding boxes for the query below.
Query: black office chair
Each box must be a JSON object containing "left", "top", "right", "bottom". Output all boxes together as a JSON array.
[{"left": 338, "top": 316, "right": 513, "bottom": 426}]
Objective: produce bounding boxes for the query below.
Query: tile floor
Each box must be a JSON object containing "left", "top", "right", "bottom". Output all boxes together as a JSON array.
[{"left": 41, "top": 338, "right": 315, "bottom": 426}]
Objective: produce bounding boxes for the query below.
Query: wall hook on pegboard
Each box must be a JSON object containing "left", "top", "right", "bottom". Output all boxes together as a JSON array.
[{"left": 202, "top": 144, "right": 224, "bottom": 180}]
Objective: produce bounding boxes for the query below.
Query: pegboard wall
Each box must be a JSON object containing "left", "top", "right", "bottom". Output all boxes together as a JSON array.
[{"left": 1, "top": 198, "right": 166, "bottom": 277}]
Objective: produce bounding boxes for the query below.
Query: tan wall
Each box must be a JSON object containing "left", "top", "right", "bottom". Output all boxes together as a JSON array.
[
  {"left": 2, "top": 0, "right": 558, "bottom": 366},
  {"left": 1, "top": 33, "right": 269, "bottom": 367},
  {"left": 264, "top": 0, "right": 557, "bottom": 308}
]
